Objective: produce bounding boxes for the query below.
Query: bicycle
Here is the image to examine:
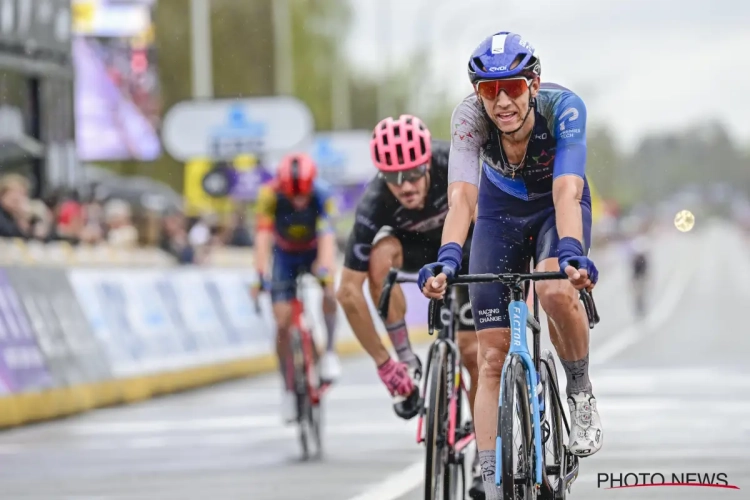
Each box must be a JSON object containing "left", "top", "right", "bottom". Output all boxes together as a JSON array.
[
  {"left": 254, "top": 270, "right": 333, "bottom": 461},
  {"left": 434, "top": 270, "right": 599, "bottom": 499},
  {"left": 378, "top": 269, "right": 476, "bottom": 500}
]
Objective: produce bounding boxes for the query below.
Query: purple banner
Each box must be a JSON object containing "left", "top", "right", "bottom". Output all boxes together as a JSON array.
[
  {"left": 228, "top": 164, "right": 273, "bottom": 201},
  {"left": 0, "top": 270, "right": 53, "bottom": 394},
  {"left": 333, "top": 182, "right": 369, "bottom": 214}
]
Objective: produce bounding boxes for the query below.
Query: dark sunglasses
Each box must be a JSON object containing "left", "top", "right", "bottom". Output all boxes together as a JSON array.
[{"left": 378, "top": 164, "right": 428, "bottom": 185}]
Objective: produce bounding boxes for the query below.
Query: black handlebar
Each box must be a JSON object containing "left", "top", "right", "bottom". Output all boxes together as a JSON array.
[
  {"left": 377, "top": 268, "right": 600, "bottom": 331},
  {"left": 377, "top": 268, "right": 417, "bottom": 320}
]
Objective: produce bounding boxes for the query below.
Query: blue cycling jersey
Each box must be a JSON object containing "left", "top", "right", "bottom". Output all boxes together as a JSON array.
[
  {"left": 448, "top": 82, "right": 591, "bottom": 209},
  {"left": 447, "top": 82, "right": 594, "bottom": 330}
]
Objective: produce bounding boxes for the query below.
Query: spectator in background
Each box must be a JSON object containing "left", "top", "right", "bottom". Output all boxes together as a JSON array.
[
  {"left": 0, "top": 173, "right": 31, "bottom": 238},
  {"left": 81, "top": 197, "right": 106, "bottom": 244},
  {"left": 188, "top": 212, "right": 216, "bottom": 248},
  {"left": 27, "top": 199, "right": 53, "bottom": 241},
  {"left": 160, "top": 209, "right": 194, "bottom": 264},
  {"left": 56, "top": 199, "right": 84, "bottom": 243},
  {"left": 227, "top": 210, "right": 253, "bottom": 247},
  {"left": 104, "top": 198, "right": 138, "bottom": 248}
]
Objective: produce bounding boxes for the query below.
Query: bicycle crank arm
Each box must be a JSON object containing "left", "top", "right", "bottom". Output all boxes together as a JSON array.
[{"left": 560, "top": 452, "right": 580, "bottom": 496}]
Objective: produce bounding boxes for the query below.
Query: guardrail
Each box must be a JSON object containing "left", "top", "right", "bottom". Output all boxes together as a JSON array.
[{"left": 0, "top": 242, "right": 432, "bottom": 428}]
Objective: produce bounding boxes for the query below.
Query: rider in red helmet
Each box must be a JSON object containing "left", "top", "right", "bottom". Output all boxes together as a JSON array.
[
  {"left": 336, "top": 115, "right": 486, "bottom": 498},
  {"left": 253, "top": 152, "right": 340, "bottom": 423}
]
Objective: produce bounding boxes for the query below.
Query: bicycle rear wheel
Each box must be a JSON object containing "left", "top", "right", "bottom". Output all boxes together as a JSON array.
[
  {"left": 540, "top": 350, "right": 564, "bottom": 498},
  {"left": 500, "top": 354, "right": 535, "bottom": 499},
  {"left": 424, "top": 342, "right": 459, "bottom": 500}
]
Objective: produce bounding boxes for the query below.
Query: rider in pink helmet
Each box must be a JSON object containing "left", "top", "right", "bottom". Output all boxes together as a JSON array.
[{"left": 341, "top": 114, "right": 484, "bottom": 495}]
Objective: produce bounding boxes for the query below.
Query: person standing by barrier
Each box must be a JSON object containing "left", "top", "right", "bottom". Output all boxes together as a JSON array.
[{"left": 251, "top": 153, "right": 341, "bottom": 423}]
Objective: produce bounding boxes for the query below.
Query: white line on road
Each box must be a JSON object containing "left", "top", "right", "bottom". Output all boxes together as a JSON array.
[{"left": 346, "top": 460, "right": 425, "bottom": 500}]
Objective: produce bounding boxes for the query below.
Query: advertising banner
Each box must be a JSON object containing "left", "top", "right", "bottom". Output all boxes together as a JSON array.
[
  {"left": 44, "top": 269, "right": 111, "bottom": 382},
  {"left": 5, "top": 268, "right": 89, "bottom": 386},
  {"left": 67, "top": 269, "right": 141, "bottom": 376},
  {"left": 0, "top": 270, "right": 53, "bottom": 393}
]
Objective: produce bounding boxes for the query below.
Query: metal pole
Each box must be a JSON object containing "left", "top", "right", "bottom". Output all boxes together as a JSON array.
[
  {"left": 331, "top": 51, "right": 351, "bottom": 130},
  {"left": 272, "top": 0, "right": 294, "bottom": 95},
  {"left": 190, "top": 0, "right": 213, "bottom": 98},
  {"left": 376, "top": 0, "right": 391, "bottom": 120}
]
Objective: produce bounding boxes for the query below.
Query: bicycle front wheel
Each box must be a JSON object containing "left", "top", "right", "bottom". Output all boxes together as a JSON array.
[
  {"left": 291, "top": 326, "right": 313, "bottom": 460},
  {"left": 540, "top": 350, "right": 564, "bottom": 498},
  {"left": 500, "top": 354, "right": 535, "bottom": 499},
  {"left": 424, "top": 342, "right": 458, "bottom": 500}
]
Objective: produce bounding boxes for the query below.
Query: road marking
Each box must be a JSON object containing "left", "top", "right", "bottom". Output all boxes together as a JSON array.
[
  {"left": 68, "top": 416, "right": 415, "bottom": 435},
  {"left": 347, "top": 460, "right": 425, "bottom": 500}
]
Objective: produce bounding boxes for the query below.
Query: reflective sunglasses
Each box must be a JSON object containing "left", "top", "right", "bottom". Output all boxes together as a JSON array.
[
  {"left": 474, "top": 77, "right": 531, "bottom": 100},
  {"left": 379, "top": 164, "right": 428, "bottom": 185}
]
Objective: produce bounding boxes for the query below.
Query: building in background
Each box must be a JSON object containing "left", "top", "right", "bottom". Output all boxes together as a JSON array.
[{"left": 0, "top": 0, "right": 76, "bottom": 198}]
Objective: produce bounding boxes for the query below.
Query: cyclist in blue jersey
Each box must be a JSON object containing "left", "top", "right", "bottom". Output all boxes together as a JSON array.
[{"left": 417, "top": 32, "right": 604, "bottom": 499}]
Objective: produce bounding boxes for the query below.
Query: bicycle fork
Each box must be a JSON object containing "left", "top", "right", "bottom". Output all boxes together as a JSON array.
[{"left": 495, "top": 299, "right": 544, "bottom": 489}]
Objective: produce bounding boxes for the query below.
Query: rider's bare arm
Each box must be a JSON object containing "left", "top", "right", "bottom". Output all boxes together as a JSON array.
[
  {"left": 254, "top": 184, "right": 277, "bottom": 276},
  {"left": 336, "top": 268, "right": 390, "bottom": 365},
  {"left": 316, "top": 230, "right": 337, "bottom": 275},
  {"left": 552, "top": 175, "right": 585, "bottom": 243},
  {"left": 253, "top": 230, "right": 273, "bottom": 276},
  {"left": 315, "top": 195, "right": 338, "bottom": 275},
  {"left": 443, "top": 97, "right": 487, "bottom": 247},
  {"left": 442, "top": 181, "right": 478, "bottom": 247}
]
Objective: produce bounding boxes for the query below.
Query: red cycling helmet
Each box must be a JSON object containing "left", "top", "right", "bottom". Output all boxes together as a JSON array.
[
  {"left": 277, "top": 153, "right": 317, "bottom": 197},
  {"left": 370, "top": 115, "right": 432, "bottom": 172}
]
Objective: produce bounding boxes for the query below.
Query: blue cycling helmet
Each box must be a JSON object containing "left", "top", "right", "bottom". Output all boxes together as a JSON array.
[{"left": 467, "top": 31, "right": 541, "bottom": 84}]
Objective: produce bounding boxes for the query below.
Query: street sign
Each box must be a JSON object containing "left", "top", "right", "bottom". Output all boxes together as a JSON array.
[{"left": 162, "top": 97, "right": 314, "bottom": 162}]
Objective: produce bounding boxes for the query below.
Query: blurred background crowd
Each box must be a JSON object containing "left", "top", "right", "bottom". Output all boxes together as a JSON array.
[{"left": 2, "top": 0, "right": 750, "bottom": 264}]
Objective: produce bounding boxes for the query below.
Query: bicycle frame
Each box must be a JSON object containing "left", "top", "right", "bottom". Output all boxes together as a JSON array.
[
  {"left": 377, "top": 269, "right": 475, "bottom": 459},
  {"left": 425, "top": 271, "right": 599, "bottom": 493},
  {"left": 289, "top": 274, "right": 332, "bottom": 406},
  {"left": 496, "top": 283, "right": 544, "bottom": 487},
  {"left": 416, "top": 288, "right": 475, "bottom": 456}
]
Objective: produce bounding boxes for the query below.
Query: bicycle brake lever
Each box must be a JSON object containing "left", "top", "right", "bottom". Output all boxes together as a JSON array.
[{"left": 378, "top": 269, "right": 399, "bottom": 321}]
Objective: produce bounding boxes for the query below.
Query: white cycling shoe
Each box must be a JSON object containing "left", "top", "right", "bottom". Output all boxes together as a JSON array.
[
  {"left": 567, "top": 392, "right": 603, "bottom": 457},
  {"left": 320, "top": 351, "right": 342, "bottom": 382}
]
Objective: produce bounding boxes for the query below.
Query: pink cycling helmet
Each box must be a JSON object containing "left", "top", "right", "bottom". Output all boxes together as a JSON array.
[{"left": 370, "top": 115, "right": 432, "bottom": 172}]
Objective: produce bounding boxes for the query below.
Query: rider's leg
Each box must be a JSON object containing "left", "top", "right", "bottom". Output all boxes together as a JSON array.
[
  {"left": 322, "top": 282, "right": 338, "bottom": 352},
  {"left": 454, "top": 285, "right": 480, "bottom": 416},
  {"left": 271, "top": 247, "right": 303, "bottom": 423},
  {"left": 320, "top": 281, "right": 342, "bottom": 381},
  {"left": 457, "top": 331, "right": 479, "bottom": 416},
  {"left": 534, "top": 206, "right": 603, "bottom": 457},
  {"left": 273, "top": 300, "right": 294, "bottom": 392},
  {"left": 457, "top": 328, "right": 484, "bottom": 497},
  {"left": 363, "top": 234, "right": 421, "bottom": 418},
  {"left": 367, "top": 235, "right": 420, "bottom": 370},
  {"left": 467, "top": 217, "right": 529, "bottom": 500}
]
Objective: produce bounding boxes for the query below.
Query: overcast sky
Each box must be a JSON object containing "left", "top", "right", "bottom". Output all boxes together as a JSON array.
[{"left": 345, "top": 0, "right": 750, "bottom": 152}]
